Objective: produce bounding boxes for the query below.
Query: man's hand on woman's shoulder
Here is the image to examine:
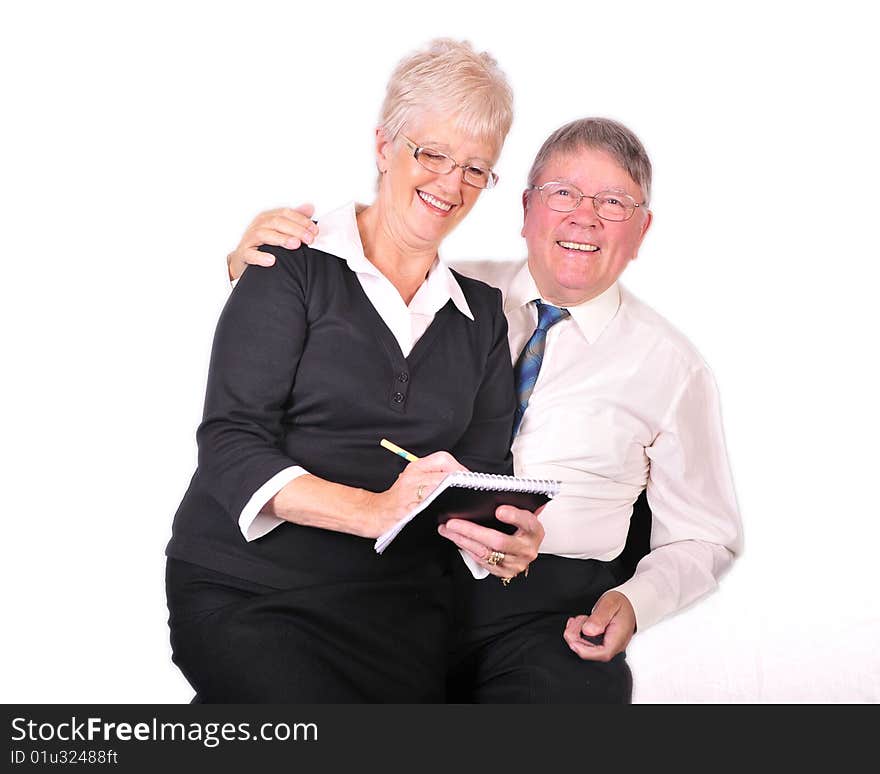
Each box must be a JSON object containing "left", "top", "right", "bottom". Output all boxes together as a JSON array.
[{"left": 228, "top": 204, "right": 319, "bottom": 281}]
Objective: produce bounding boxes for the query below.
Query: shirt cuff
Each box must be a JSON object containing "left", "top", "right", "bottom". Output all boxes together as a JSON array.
[
  {"left": 609, "top": 573, "right": 664, "bottom": 633},
  {"left": 238, "top": 466, "right": 309, "bottom": 542},
  {"left": 459, "top": 549, "right": 490, "bottom": 579}
]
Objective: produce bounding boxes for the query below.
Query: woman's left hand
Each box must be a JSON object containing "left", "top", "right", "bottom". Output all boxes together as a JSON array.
[{"left": 438, "top": 505, "right": 545, "bottom": 582}]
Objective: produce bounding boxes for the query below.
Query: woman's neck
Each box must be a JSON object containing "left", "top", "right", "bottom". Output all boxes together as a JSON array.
[{"left": 357, "top": 202, "right": 437, "bottom": 306}]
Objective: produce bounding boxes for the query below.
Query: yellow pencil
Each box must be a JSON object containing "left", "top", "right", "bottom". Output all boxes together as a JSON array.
[{"left": 380, "top": 438, "right": 419, "bottom": 463}]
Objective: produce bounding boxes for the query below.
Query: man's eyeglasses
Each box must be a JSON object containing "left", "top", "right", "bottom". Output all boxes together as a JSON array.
[
  {"left": 401, "top": 135, "right": 499, "bottom": 190},
  {"left": 528, "top": 181, "right": 646, "bottom": 222}
]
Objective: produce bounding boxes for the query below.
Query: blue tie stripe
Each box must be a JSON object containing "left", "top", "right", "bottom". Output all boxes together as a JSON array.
[{"left": 511, "top": 300, "right": 570, "bottom": 438}]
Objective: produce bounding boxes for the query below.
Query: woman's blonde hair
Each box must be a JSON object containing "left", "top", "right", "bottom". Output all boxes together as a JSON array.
[{"left": 379, "top": 38, "right": 514, "bottom": 152}]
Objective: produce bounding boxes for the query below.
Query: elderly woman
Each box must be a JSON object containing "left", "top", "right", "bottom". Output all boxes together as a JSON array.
[{"left": 165, "top": 39, "right": 542, "bottom": 703}]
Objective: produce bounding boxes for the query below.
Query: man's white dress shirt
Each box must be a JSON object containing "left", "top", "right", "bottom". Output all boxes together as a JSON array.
[{"left": 451, "top": 258, "right": 742, "bottom": 631}]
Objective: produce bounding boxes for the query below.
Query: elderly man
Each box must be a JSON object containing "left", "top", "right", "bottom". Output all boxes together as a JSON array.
[{"left": 224, "top": 117, "right": 742, "bottom": 703}]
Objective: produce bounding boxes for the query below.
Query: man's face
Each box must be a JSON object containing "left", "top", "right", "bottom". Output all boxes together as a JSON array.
[{"left": 521, "top": 147, "right": 652, "bottom": 306}]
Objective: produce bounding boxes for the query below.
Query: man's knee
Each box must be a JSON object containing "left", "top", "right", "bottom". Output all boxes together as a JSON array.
[
  {"left": 528, "top": 649, "right": 632, "bottom": 703},
  {"left": 469, "top": 626, "right": 632, "bottom": 704}
]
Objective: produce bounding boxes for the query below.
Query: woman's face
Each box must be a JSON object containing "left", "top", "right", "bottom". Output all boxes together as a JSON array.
[{"left": 375, "top": 111, "right": 499, "bottom": 252}]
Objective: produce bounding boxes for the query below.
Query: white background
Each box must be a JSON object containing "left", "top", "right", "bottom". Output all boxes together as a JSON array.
[{"left": 2, "top": 0, "right": 878, "bottom": 703}]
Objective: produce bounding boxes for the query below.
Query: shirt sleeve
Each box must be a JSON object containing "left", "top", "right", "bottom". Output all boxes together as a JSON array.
[
  {"left": 225, "top": 264, "right": 309, "bottom": 542},
  {"left": 237, "top": 465, "right": 308, "bottom": 541},
  {"left": 197, "top": 245, "right": 311, "bottom": 531},
  {"left": 611, "top": 365, "right": 743, "bottom": 631}
]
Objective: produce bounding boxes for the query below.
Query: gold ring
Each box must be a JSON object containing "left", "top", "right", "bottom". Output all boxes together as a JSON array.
[
  {"left": 416, "top": 484, "right": 426, "bottom": 502},
  {"left": 486, "top": 550, "right": 505, "bottom": 567}
]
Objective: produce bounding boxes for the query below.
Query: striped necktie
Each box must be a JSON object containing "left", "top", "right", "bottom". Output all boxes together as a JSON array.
[{"left": 511, "top": 300, "right": 570, "bottom": 438}]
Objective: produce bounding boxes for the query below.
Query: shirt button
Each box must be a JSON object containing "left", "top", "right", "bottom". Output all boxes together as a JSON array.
[
  {"left": 393, "top": 392, "right": 405, "bottom": 404},
  {"left": 398, "top": 372, "right": 409, "bottom": 383}
]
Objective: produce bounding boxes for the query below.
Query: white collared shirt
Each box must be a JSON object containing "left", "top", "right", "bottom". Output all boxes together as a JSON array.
[
  {"left": 451, "top": 258, "right": 743, "bottom": 631},
  {"left": 237, "top": 202, "right": 474, "bottom": 541}
]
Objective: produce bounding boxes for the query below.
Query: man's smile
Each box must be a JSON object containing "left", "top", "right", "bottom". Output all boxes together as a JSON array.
[{"left": 557, "top": 240, "right": 599, "bottom": 252}]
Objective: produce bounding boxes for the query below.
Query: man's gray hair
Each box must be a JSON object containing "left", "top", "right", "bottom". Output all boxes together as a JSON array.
[{"left": 527, "top": 117, "right": 652, "bottom": 204}]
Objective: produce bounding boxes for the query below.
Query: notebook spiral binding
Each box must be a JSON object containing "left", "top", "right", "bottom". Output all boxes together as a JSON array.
[{"left": 453, "top": 471, "right": 560, "bottom": 496}]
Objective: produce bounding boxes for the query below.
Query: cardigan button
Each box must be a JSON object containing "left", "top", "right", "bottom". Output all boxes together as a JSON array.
[
  {"left": 392, "top": 392, "right": 405, "bottom": 404},
  {"left": 397, "top": 372, "right": 409, "bottom": 383}
]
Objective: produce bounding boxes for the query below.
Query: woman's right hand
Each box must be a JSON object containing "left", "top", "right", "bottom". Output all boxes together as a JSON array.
[
  {"left": 227, "top": 204, "right": 321, "bottom": 281},
  {"left": 363, "top": 452, "right": 468, "bottom": 538}
]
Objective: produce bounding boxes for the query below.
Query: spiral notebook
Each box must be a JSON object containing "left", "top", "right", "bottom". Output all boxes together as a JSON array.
[{"left": 374, "top": 471, "right": 561, "bottom": 554}]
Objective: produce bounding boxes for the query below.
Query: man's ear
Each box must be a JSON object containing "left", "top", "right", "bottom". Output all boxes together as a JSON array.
[
  {"left": 631, "top": 209, "right": 653, "bottom": 260},
  {"left": 520, "top": 189, "right": 531, "bottom": 238},
  {"left": 640, "top": 209, "right": 653, "bottom": 239}
]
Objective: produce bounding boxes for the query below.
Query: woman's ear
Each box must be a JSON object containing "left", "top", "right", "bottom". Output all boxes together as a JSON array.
[{"left": 375, "top": 127, "right": 392, "bottom": 174}]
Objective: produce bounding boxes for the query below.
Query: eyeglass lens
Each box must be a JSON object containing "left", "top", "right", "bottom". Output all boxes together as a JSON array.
[
  {"left": 414, "top": 147, "right": 493, "bottom": 189},
  {"left": 539, "top": 183, "right": 635, "bottom": 221}
]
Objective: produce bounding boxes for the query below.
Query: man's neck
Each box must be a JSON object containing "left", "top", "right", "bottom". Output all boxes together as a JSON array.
[{"left": 527, "top": 258, "right": 613, "bottom": 307}]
